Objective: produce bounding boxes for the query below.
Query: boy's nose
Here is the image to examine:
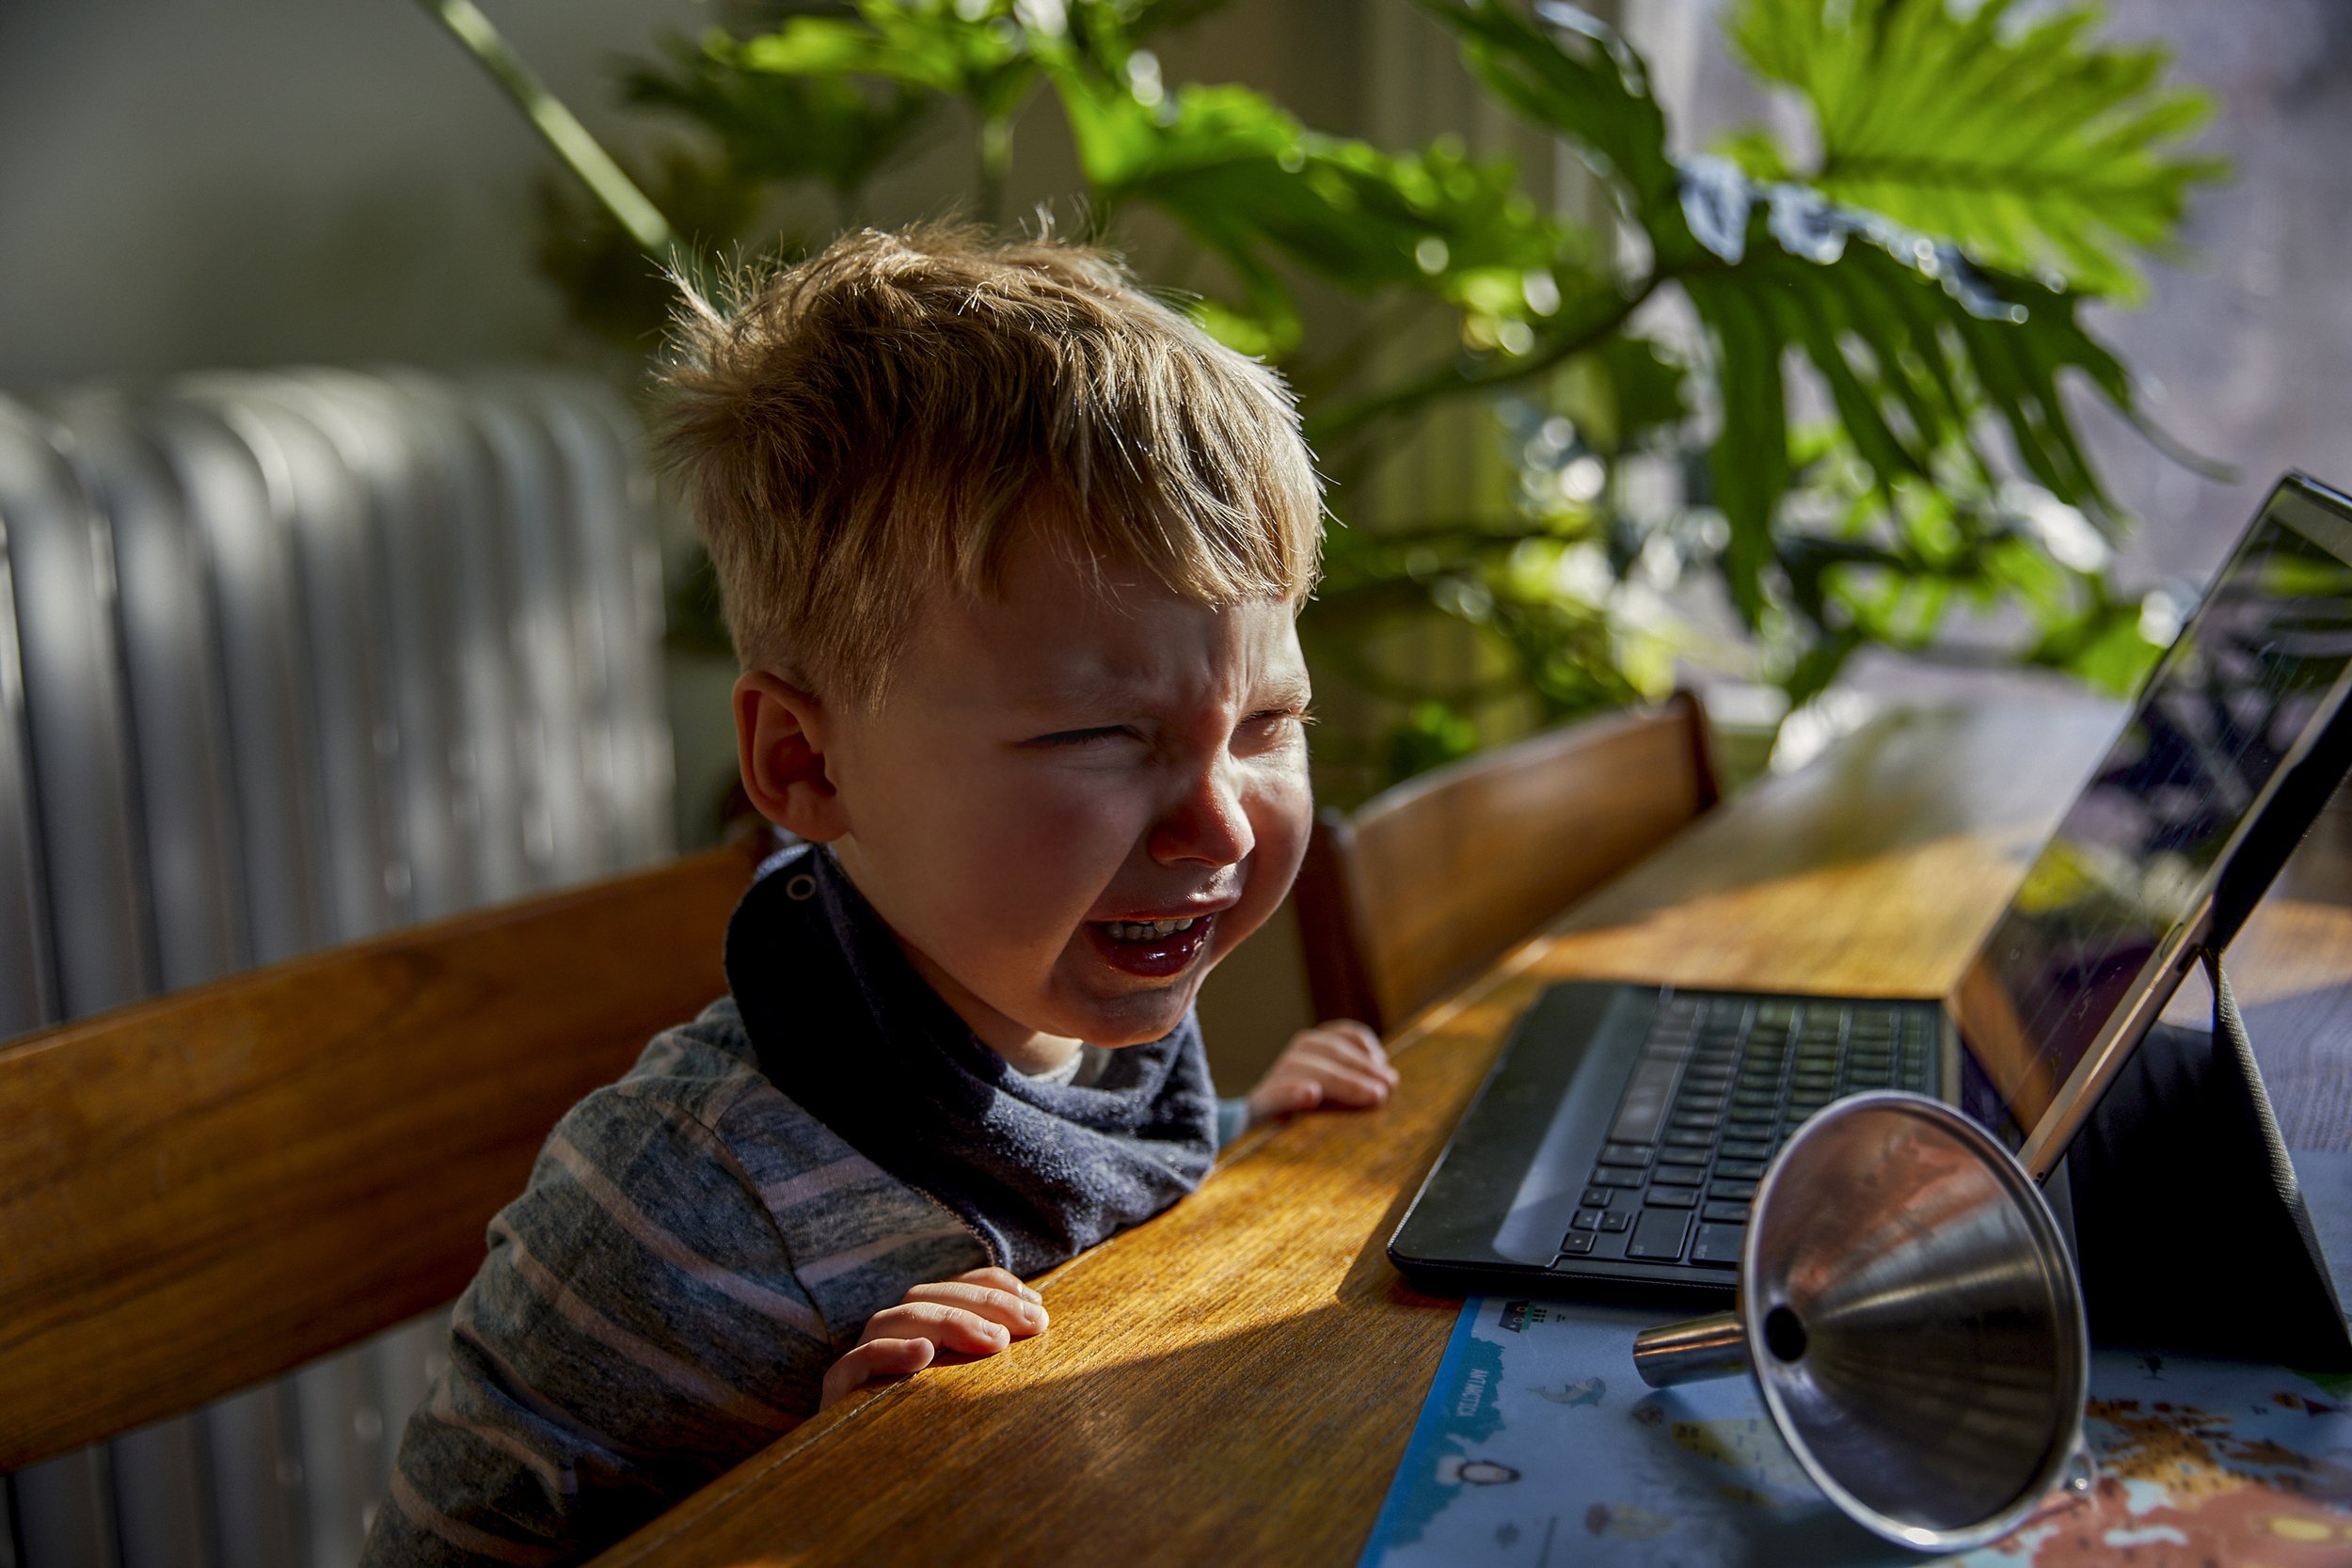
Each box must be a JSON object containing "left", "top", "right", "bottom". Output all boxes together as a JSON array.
[{"left": 1148, "top": 760, "right": 1255, "bottom": 868}]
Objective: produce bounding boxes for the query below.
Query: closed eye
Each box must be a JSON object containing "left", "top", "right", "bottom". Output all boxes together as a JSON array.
[
  {"left": 1022, "top": 725, "right": 1135, "bottom": 749},
  {"left": 1235, "top": 706, "right": 1312, "bottom": 752}
]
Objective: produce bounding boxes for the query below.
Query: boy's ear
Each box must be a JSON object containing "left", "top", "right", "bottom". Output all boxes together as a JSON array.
[{"left": 733, "top": 671, "right": 851, "bottom": 842}]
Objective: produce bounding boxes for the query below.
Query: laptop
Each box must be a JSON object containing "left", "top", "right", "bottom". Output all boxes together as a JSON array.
[{"left": 1389, "top": 472, "right": 2352, "bottom": 1303}]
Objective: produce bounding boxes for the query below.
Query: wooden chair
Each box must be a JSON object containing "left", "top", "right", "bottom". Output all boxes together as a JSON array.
[
  {"left": 0, "top": 836, "right": 764, "bottom": 1472},
  {"left": 1293, "top": 693, "right": 1721, "bottom": 1036}
]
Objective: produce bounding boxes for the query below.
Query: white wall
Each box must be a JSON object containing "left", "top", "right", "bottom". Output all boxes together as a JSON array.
[
  {"left": 0, "top": 0, "right": 700, "bottom": 389},
  {"left": 2088, "top": 0, "right": 2352, "bottom": 582}
]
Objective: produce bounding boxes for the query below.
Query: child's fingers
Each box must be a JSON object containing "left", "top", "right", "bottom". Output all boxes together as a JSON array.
[
  {"left": 1328, "top": 1025, "right": 1399, "bottom": 1080},
  {"left": 820, "top": 1336, "right": 933, "bottom": 1409},
  {"left": 950, "top": 1266, "right": 1041, "bottom": 1303},
  {"left": 1296, "top": 1022, "right": 1393, "bottom": 1068},
  {"left": 898, "top": 1280, "right": 1048, "bottom": 1337},
  {"left": 1309, "top": 1062, "right": 1394, "bottom": 1106},
  {"left": 862, "top": 1300, "right": 1019, "bottom": 1355},
  {"left": 1251, "top": 1076, "right": 1324, "bottom": 1119},
  {"left": 1292, "top": 1030, "right": 1400, "bottom": 1087}
]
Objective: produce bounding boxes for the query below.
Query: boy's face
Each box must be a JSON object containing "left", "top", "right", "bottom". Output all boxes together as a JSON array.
[{"left": 763, "top": 533, "right": 1313, "bottom": 1056}]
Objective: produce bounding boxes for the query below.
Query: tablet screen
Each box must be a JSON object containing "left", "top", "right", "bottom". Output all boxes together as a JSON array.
[{"left": 1953, "top": 476, "right": 2352, "bottom": 1154}]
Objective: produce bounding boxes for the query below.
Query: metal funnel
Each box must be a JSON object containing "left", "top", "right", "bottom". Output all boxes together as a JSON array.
[{"left": 1633, "top": 1093, "right": 2092, "bottom": 1553}]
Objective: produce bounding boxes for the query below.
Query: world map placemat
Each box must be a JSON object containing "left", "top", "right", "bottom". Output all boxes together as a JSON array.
[{"left": 1358, "top": 1151, "right": 2352, "bottom": 1568}]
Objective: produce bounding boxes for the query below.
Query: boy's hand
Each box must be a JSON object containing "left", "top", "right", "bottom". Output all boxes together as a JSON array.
[
  {"left": 818, "top": 1266, "right": 1046, "bottom": 1409},
  {"left": 1244, "top": 1020, "right": 1398, "bottom": 1127}
]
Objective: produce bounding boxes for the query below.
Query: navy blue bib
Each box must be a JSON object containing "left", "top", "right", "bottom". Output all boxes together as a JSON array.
[{"left": 724, "top": 842, "right": 1219, "bottom": 1275}]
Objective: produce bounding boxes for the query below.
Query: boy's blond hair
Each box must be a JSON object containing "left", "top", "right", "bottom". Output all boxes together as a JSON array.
[{"left": 657, "top": 222, "right": 1325, "bottom": 705}]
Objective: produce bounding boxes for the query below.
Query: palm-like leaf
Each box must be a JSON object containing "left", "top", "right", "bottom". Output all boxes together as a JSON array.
[
  {"left": 1679, "top": 181, "right": 2136, "bottom": 619},
  {"left": 1724, "top": 0, "right": 2226, "bottom": 300},
  {"left": 1051, "top": 65, "right": 1586, "bottom": 360},
  {"left": 438, "top": 0, "right": 2221, "bottom": 792},
  {"left": 1421, "top": 0, "right": 1694, "bottom": 264},
  {"left": 1418, "top": 2, "right": 2148, "bottom": 629},
  {"left": 1770, "top": 441, "right": 2163, "bottom": 703}
]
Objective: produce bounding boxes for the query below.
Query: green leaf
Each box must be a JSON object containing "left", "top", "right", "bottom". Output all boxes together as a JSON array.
[
  {"left": 1677, "top": 177, "right": 2146, "bottom": 628},
  {"left": 1710, "top": 124, "right": 1794, "bottom": 182},
  {"left": 1724, "top": 0, "right": 2226, "bottom": 300},
  {"left": 2030, "top": 601, "right": 2164, "bottom": 693},
  {"left": 1413, "top": 0, "right": 1701, "bottom": 265},
  {"left": 737, "top": 5, "right": 1028, "bottom": 104},
  {"left": 1684, "top": 273, "right": 1787, "bottom": 624},
  {"left": 1186, "top": 296, "right": 1292, "bottom": 359},
  {"left": 1551, "top": 335, "right": 1688, "bottom": 454},
  {"left": 629, "top": 32, "right": 935, "bottom": 198},
  {"left": 533, "top": 144, "right": 766, "bottom": 351},
  {"left": 1316, "top": 515, "right": 1581, "bottom": 597},
  {"left": 469, "top": 0, "right": 2230, "bottom": 782},
  {"left": 1781, "top": 627, "right": 1865, "bottom": 707},
  {"left": 1385, "top": 701, "right": 1481, "bottom": 784},
  {"left": 1050, "top": 67, "right": 1578, "bottom": 355}
]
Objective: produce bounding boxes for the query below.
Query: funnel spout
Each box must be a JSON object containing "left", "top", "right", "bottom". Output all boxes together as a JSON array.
[{"left": 1633, "top": 1309, "right": 1747, "bottom": 1387}]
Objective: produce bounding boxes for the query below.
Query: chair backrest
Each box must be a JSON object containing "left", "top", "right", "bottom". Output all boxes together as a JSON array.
[
  {"left": 1294, "top": 693, "right": 1720, "bottom": 1035},
  {"left": 0, "top": 838, "right": 760, "bottom": 1473}
]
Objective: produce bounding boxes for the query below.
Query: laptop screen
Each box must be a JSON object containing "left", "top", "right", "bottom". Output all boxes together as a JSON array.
[{"left": 1952, "top": 475, "right": 2352, "bottom": 1165}]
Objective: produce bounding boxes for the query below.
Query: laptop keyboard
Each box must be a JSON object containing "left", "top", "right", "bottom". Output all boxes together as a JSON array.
[{"left": 1554, "top": 993, "right": 1935, "bottom": 1273}]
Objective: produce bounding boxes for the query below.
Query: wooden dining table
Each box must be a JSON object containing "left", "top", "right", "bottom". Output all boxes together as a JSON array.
[{"left": 587, "top": 695, "right": 2352, "bottom": 1567}]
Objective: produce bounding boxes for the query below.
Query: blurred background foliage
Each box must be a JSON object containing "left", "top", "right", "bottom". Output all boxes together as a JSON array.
[{"left": 437, "top": 0, "right": 2226, "bottom": 803}]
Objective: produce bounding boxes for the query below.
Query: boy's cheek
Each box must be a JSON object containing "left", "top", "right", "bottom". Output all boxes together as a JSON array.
[
  {"left": 1201, "top": 784, "right": 1311, "bottom": 967},
  {"left": 1247, "top": 763, "right": 1315, "bottom": 883},
  {"left": 976, "top": 791, "right": 1151, "bottom": 914}
]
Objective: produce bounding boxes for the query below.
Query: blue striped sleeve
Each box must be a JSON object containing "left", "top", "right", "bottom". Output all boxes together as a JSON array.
[{"left": 362, "top": 1082, "right": 835, "bottom": 1568}]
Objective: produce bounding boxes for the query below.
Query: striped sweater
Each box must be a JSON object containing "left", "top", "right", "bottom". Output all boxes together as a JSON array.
[{"left": 361, "top": 997, "right": 995, "bottom": 1567}]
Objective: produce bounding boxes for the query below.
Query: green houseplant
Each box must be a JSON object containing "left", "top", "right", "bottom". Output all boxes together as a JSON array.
[{"left": 428, "top": 0, "right": 2224, "bottom": 800}]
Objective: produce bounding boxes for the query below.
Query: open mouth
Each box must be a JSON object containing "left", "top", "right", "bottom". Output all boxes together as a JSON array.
[{"left": 1087, "top": 912, "right": 1216, "bottom": 979}]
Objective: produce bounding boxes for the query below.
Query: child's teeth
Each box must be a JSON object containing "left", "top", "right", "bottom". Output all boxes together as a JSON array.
[{"left": 1105, "top": 916, "right": 1200, "bottom": 940}]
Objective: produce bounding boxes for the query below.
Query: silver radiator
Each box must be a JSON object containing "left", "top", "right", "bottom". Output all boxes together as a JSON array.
[{"left": 0, "top": 367, "right": 675, "bottom": 1568}]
